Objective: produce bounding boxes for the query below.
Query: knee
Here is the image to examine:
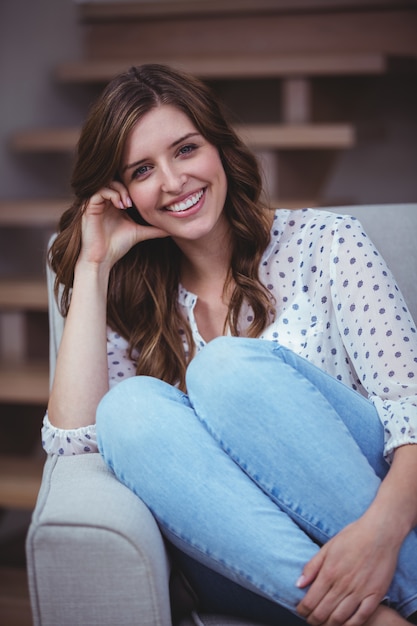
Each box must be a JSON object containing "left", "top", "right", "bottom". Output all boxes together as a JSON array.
[
  {"left": 186, "top": 337, "right": 276, "bottom": 401},
  {"left": 186, "top": 336, "right": 241, "bottom": 388},
  {"left": 97, "top": 375, "right": 157, "bottom": 425},
  {"left": 96, "top": 376, "right": 170, "bottom": 455},
  {"left": 192, "top": 336, "right": 237, "bottom": 367}
]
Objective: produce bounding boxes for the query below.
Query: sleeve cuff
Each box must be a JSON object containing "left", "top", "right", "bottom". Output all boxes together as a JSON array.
[{"left": 41, "top": 413, "right": 98, "bottom": 456}]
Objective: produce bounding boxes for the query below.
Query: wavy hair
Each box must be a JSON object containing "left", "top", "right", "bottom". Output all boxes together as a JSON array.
[{"left": 50, "top": 64, "right": 275, "bottom": 389}]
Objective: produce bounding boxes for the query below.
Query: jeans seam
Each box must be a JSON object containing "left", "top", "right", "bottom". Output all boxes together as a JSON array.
[{"left": 394, "top": 591, "right": 417, "bottom": 619}]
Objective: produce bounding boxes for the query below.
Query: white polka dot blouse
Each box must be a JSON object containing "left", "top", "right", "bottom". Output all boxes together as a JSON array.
[{"left": 42, "top": 209, "right": 417, "bottom": 461}]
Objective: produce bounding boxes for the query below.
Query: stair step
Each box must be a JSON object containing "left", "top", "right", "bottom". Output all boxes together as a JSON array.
[
  {"left": 10, "top": 128, "right": 79, "bottom": 153},
  {"left": 80, "top": 0, "right": 280, "bottom": 19},
  {"left": 0, "top": 199, "right": 67, "bottom": 226},
  {"left": 0, "top": 279, "right": 48, "bottom": 311},
  {"left": 78, "top": 1, "right": 398, "bottom": 20},
  {"left": 268, "top": 199, "right": 320, "bottom": 209},
  {"left": 11, "top": 123, "right": 355, "bottom": 153},
  {"left": 0, "top": 567, "right": 32, "bottom": 626},
  {"left": 0, "top": 362, "right": 49, "bottom": 404},
  {"left": 56, "top": 52, "right": 387, "bottom": 83},
  {"left": 237, "top": 123, "right": 355, "bottom": 149},
  {"left": 0, "top": 456, "right": 44, "bottom": 509}
]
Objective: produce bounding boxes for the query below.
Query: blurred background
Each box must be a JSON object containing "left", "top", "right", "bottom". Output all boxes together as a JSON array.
[{"left": 0, "top": 1, "right": 416, "bottom": 623}]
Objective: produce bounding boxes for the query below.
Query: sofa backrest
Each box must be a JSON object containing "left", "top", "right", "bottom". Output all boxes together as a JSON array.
[{"left": 326, "top": 204, "right": 416, "bottom": 322}]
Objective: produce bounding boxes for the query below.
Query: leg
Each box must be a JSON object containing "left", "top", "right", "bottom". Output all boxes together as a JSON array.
[
  {"left": 96, "top": 376, "right": 319, "bottom": 617},
  {"left": 170, "top": 547, "right": 305, "bottom": 624},
  {"left": 185, "top": 336, "right": 417, "bottom": 617},
  {"left": 186, "top": 337, "right": 387, "bottom": 542}
]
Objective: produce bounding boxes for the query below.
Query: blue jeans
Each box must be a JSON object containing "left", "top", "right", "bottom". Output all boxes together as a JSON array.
[{"left": 96, "top": 337, "right": 417, "bottom": 621}]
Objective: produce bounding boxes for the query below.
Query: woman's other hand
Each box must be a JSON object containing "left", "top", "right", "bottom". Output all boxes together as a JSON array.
[{"left": 296, "top": 513, "right": 401, "bottom": 625}]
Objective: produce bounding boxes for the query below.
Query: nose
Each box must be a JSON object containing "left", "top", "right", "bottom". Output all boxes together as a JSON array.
[{"left": 160, "top": 162, "right": 186, "bottom": 195}]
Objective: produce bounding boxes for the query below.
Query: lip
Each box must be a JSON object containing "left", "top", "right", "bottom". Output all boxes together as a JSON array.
[{"left": 163, "top": 187, "right": 206, "bottom": 216}]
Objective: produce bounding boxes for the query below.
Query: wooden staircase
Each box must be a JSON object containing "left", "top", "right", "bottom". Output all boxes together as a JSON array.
[
  {"left": 55, "top": 51, "right": 388, "bottom": 82},
  {"left": 0, "top": 566, "right": 33, "bottom": 626},
  {"left": 1, "top": 0, "right": 416, "bottom": 511},
  {"left": 0, "top": 199, "right": 66, "bottom": 227},
  {"left": 11, "top": 121, "right": 356, "bottom": 152},
  {"left": 0, "top": 204, "right": 54, "bottom": 512}
]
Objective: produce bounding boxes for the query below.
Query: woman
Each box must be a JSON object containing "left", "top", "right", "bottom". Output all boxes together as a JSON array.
[{"left": 43, "top": 64, "right": 417, "bottom": 625}]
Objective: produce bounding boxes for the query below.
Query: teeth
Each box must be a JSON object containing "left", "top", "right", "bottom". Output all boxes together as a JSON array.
[{"left": 166, "top": 189, "right": 204, "bottom": 213}]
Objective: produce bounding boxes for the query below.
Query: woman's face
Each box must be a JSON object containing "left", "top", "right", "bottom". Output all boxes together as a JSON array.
[{"left": 120, "top": 104, "right": 228, "bottom": 246}]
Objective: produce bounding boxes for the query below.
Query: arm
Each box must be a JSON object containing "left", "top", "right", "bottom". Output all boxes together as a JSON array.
[
  {"left": 371, "top": 443, "right": 417, "bottom": 534},
  {"left": 47, "top": 183, "right": 168, "bottom": 429},
  {"left": 297, "top": 215, "right": 417, "bottom": 625},
  {"left": 47, "top": 260, "right": 110, "bottom": 428},
  {"left": 297, "top": 444, "right": 417, "bottom": 625}
]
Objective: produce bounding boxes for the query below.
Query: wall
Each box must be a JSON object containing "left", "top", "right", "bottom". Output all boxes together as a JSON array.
[
  {"left": 0, "top": 0, "right": 84, "bottom": 200},
  {"left": 0, "top": 0, "right": 90, "bottom": 277},
  {"left": 322, "top": 74, "right": 417, "bottom": 204}
]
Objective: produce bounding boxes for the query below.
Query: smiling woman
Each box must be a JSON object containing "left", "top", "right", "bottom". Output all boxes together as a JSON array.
[
  {"left": 50, "top": 64, "right": 271, "bottom": 391},
  {"left": 42, "top": 64, "right": 417, "bottom": 626}
]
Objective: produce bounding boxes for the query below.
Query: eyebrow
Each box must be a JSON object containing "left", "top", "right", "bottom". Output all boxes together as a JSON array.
[{"left": 121, "top": 132, "right": 201, "bottom": 174}]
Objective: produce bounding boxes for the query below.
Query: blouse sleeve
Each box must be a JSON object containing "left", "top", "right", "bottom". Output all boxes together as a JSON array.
[
  {"left": 42, "top": 328, "right": 137, "bottom": 456},
  {"left": 329, "top": 215, "right": 417, "bottom": 462},
  {"left": 41, "top": 413, "right": 98, "bottom": 456}
]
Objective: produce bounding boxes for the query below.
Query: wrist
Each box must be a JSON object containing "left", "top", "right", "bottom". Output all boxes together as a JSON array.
[
  {"left": 74, "top": 257, "right": 112, "bottom": 285},
  {"left": 69, "top": 260, "right": 111, "bottom": 316},
  {"left": 365, "top": 445, "right": 417, "bottom": 543},
  {"left": 364, "top": 498, "right": 409, "bottom": 549}
]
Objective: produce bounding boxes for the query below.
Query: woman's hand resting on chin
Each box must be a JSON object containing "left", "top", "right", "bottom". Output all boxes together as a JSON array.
[{"left": 79, "top": 181, "right": 169, "bottom": 270}]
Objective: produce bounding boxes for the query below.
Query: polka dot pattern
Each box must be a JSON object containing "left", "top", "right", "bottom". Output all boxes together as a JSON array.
[
  {"left": 41, "top": 414, "right": 98, "bottom": 456},
  {"left": 43, "top": 209, "right": 417, "bottom": 461}
]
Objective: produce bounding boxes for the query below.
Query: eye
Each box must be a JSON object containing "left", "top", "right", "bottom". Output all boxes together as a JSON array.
[
  {"left": 177, "top": 143, "right": 197, "bottom": 157},
  {"left": 132, "top": 164, "right": 152, "bottom": 180}
]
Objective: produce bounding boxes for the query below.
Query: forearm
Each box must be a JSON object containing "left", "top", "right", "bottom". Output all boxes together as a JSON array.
[
  {"left": 47, "top": 261, "right": 111, "bottom": 429},
  {"left": 296, "top": 444, "right": 417, "bottom": 624},
  {"left": 365, "top": 443, "right": 417, "bottom": 542}
]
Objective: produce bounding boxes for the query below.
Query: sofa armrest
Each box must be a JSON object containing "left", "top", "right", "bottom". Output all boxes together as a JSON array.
[{"left": 26, "top": 453, "right": 172, "bottom": 626}]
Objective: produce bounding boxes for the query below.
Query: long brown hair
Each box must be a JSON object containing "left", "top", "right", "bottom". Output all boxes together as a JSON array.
[{"left": 50, "top": 64, "right": 275, "bottom": 389}]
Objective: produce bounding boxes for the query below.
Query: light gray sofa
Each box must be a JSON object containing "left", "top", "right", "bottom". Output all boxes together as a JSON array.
[{"left": 26, "top": 205, "right": 417, "bottom": 626}]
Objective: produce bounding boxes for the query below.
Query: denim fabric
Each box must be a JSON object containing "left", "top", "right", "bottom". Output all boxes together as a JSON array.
[{"left": 96, "top": 337, "right": 417, "bottom": 620}]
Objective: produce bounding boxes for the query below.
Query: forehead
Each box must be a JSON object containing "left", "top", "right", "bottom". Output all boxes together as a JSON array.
[{"left": 124, "top": 105, "right": 198, "bottom": 154}]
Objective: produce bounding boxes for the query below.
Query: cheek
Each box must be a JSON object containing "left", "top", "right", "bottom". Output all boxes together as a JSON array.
[
  {"left": 129, "top": 185, "right": 156, "bottom": 215},
  {"left": 127, "top": 195, "right": 159, "bottom": 227},
  {"left": 215, "top": 162, "right": 228, "bottom": 200},
  {"left": 205, "top": 152, "right": 227, "bottom": 189}
]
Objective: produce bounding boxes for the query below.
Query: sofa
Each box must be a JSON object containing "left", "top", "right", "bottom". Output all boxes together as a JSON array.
[{"left": 26, "top": 204, "right": 417, "bottom": 626}]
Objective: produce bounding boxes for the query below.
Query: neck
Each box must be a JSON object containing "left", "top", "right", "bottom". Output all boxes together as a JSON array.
[{"left": 176, "top": 224, "right": 232, "bottom": 293}]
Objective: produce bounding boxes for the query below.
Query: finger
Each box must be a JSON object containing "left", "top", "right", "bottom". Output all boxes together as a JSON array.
[
  {"left": 318, "top": 592, "right": 360, "bottom": 626},
  {"left": 299, "top": 590, "right": 335, "bottom": 625},
  {"left": 302, "top": 586, "right": 378, "bottom": 626},
  {"left": 301, "top": 589, "right": 348, "bottom": 626},
  {"left": 108, "top": 181, "right": 132, "bottom": 208},
  {"left": 296, "top": 551, "right": 327, "bottom": 619},
  {"left": 344, "top": 595, "right": 380, "bottom": 626},
  {"left": 86, "top": 187, "right": 128, "bottom": 213},
  {"left": 133, "top": 224, "right": 170, "bottom": 243},
  {"left": 297, "top": 573, "right": 334, "bottom": 622},
  {"left": 297, "top": 551, "right": 325, "bottom": 589}
]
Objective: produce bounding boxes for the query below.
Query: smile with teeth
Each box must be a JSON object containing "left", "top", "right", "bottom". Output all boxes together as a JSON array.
[{"left": 165, "top": 189, "right": 204, "bottom": 213}]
